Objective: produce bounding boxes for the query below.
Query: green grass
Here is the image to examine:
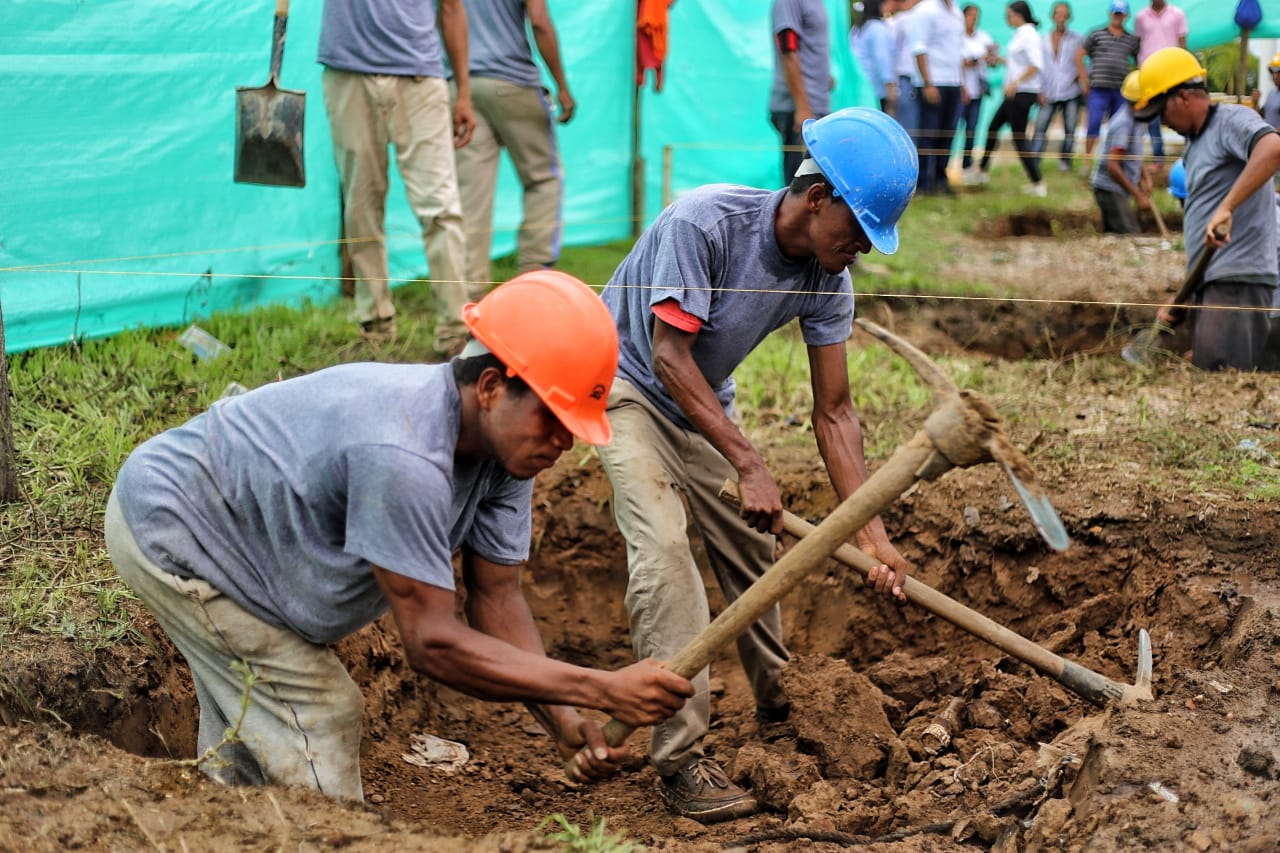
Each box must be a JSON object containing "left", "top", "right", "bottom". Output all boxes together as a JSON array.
[{"left": 538, "top": 814, "right": 642, "bottom": 853}]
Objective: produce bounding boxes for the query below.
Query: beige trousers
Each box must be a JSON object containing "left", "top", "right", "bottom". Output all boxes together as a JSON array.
[
  {"left": 105, "top": 489, "right": 366, "bottom": 800},
  {"left": 596, "top": 380, "right": 788, "bottom": 776},
  {"left": 322, "top": 69, "right": 484, "bottom": 350},
  {"left": 454, "top": 76, "right": 563, "bottom": 285}
]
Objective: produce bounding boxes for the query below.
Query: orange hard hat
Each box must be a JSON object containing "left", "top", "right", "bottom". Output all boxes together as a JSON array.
[{"left": 462, "top": 270, "right": 618, "bottom": 446}]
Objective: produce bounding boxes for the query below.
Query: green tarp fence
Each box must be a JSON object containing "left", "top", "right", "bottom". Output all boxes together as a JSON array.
[{"left": 2, "top": 0, "right": 1274, "bottom": 353}]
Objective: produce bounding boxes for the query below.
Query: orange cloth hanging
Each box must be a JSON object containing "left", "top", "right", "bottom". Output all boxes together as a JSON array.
[{"left": 637, "top": 0, "right": 674, "bottom": 92}]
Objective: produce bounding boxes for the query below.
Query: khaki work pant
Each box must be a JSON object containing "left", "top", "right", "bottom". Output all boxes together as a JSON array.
[
  {"left": 454, "top": 76, "right": 563, "bottom": 285},
  {"left": 322, "top": 69, "right": 484, "bottom": 351},
  {"left": 105, "top": 489, "right": 365, "bottom": 800},
  {"left": 597, "top": 379, "right": 788, "bottom": 776}
]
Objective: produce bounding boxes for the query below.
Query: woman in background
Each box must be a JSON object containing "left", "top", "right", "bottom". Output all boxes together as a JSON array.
[
  {"left": 850, "top": 0, "right": 899, "bottom": 114},
  {"left": 975, "top": 1, "right": 1046, "bottom": 195},
  {"left": 959, "top": 3, "right": 997, "bottom": 183}
]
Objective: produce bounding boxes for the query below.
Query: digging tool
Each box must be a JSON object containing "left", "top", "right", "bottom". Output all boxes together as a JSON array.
[
  {"left": 1121, "top": 241, "right": 1218, "bottom": 365},
  {"left": 1142, "top": 173, "right": 1171, "bottom": 242},
  {"left": 234, "top": 0, "right": 306, "bottom": 188},
  {"left": 718, "top": 481, "right": 1154, "bottom": 709},
  {"left": 564, "top": 319, "right": 1072, "bottom": 781}
]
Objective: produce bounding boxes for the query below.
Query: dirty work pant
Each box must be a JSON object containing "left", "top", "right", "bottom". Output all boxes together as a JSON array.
[
  {"left": 454, "top": 76, "right": 563, "bottom": 286},
  {"left": 1094, "top": 188, "right": 1139, "bottom": 234},
  {"left": 322, "top": 69, "right": 483, "bottom": 351},
  {"left": 105, "top": 489, "right": 365, "bottom": 801},
  {"left": 1188, "top": 281, "right": 1276, "bottom": 371},
  {"left": 597, "top": 379, "right": 788, "bottom": 776}
]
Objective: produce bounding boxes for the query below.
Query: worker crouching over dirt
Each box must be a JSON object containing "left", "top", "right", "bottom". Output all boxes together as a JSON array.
[
  {"left": 597, "top": 107, "right": 917, "bottom": 823},
  {"left": 104, "top": 271, "right": 695, "bottom": 801},
  {"left": 1132, "top": 47, "right": 1280, "bottom": 370}
]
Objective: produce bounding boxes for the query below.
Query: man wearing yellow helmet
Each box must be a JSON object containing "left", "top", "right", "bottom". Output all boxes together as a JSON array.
[
  {"left": 1261, "top": 53, "right": 1280, "bottom": 130},
  {"left": 1090, "top": 71, "right": 1152, "bottom": 234},
  {"left": 105, "top": 271, "right": 696, "bottom": 801},
  {"left": 1133, "top": 47, "right": 1280, "bottom": 370}
]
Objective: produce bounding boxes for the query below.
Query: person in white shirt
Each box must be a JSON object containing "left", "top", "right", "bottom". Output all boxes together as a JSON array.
[
  {"left": 891, "top": 0, "right": 924, "bottom": 136},
  {"left": 910, "top": 0, "right": 967, "bottom": 194},
  {"left": 975, "top": 0, "right": 1046, "bottom": 195},
  {"left": 1031, "top": 1, "right": 1085, "bottom": 173},
  {"left": 958, "top": 4, "right": 997, "bottom": 177}
]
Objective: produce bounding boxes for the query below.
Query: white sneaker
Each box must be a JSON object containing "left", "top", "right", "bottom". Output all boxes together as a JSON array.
[
  {"left": 1022, "top": 182, "right": 1048, "bottom": 198},
  {"left": 962, "top": 167, "right": 989, "bottom": 186},
  {"left": 1057, "top": 160, "right": 1072, "bottom": 173}
]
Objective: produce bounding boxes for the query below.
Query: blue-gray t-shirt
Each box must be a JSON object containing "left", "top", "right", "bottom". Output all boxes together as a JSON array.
[
  {"left": 601, "top": 185, "right": 854, "bottom": 431},
  {"left": 318, "top": 0, "right": 445, "bottom": 78},
  {"left": 1183, "top": 105, "right": 1279, "bottom": 287},
  {"left": 1091, "top": 107, "right": 1143, "bottom": 194},
  {"left": 114, "top": 363, "right": 533, "bottom": 645},
  {"left": 462, "top": 0, "right": 541, "bottom": 88},
  {"left": 770, "top": 0, "right": 832, "bottom": 115}
]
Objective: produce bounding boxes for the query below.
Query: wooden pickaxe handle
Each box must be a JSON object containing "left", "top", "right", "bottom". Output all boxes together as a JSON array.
[
  {"left": 564, "top": 429, "right": 944, "bottom": 778},
  {"left": 726, "top": 486, "right": 1150, "bottom": 709}
]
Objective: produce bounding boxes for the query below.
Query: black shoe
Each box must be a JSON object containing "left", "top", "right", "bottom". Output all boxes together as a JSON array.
[
  {"left": 755, "top": 702, "right": 791, "bottom": 724},
  {"left": 657, "top": 756, "right": 757, "bottom": 823}
]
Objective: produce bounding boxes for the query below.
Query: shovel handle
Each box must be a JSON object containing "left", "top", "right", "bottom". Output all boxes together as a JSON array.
[{"left": 269, "top": 0, "right": 289, "bottom": 82}]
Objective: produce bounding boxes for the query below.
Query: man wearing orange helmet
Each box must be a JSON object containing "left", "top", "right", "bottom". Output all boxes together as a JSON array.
[
  {"left": 1132, "top": 47, "right": 1280, "bottom": 370},
  {"left": 104, "top": 271, "right": 695, "bottom": 801},
  {"left": 597, "top": 107, "right": 916, "bottom": 823}
]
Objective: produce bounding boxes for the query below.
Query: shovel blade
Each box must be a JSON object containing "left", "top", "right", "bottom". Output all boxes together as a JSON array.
[{"left": 235, "top": 82, "right": 306, "bottom": 187}]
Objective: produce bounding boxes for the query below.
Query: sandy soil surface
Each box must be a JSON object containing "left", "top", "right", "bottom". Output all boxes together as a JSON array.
[{"left": 3, "top": 222, "right": 1278, "bottom": 852}]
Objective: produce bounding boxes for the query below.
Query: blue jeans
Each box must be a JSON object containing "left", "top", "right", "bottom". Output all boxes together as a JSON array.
[
  {"left": 1086, "top": 87, "right": 1127, "bottom": 141},
  {"left": 917, "top": 84, "right": 962, "bottom": 192},
  {"left": 1031, "top": 96, "right": 1080, "bottom": 166},
  {"left": 1145, "top": 116, "right": 1165, "bottom": 159}
]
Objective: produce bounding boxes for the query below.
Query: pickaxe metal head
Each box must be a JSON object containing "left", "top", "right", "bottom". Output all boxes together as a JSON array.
[{"left": 855, "top": 318, "right": 1071, "bottom": 552}]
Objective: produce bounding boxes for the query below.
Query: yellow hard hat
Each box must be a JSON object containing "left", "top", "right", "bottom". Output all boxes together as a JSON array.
[
  {"left": 1132, "top": 47, "right": 1207, "bottom": 121},
  {"left": 1269, "top": 53, "right": 1280, "bottom": 72},
  {"left": 1121, "top": 70, "right": 1142, "bottom": 103}
]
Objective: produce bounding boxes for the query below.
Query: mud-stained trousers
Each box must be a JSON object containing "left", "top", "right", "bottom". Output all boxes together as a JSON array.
[
  {"left": 322, "top": 69, "right": 485, "bottom": 352},
  {"left": 105, "top": 489, "right": 365, "bottom": 801},
  {"left": 596, "top": 379, "right": 789, "bottom": 776},
  {"left": 1188, "top": 281, "right": 1276, "bottom": 371},
  {"left": 454, "top": 76, "right": 563, "bottom": 285}
]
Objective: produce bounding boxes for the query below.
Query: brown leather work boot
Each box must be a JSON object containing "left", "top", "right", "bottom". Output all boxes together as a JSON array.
[{"left": 656, "top": 755, "right": 757, "bottom": 823}]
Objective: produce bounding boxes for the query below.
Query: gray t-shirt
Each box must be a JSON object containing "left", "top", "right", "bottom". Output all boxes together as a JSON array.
[
  {"left": 318, "top": 0, "right": 445, "bottom": 78},
  {"left": 601, "top": 185, "right": 854, "bottom": 430},
  {"left": 462, "top": 0, "right": 541, "bottom": 88},
  {"left": 1183, "top": 105, "right": 1280, "bottom": 287},
  {"left": 115, "top": 363, "right": 533, "bottom": 645},
  {"left": 1091, "top": 107, "right": 1143, "bottom": 194},
  {"left": 770, "top": 0, "right": 832, "bottom": 114}
]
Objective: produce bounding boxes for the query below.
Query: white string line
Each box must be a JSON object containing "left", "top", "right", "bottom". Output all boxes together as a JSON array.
[{"left": 3, "top": 271, "right": 1272, "bottom": 315}]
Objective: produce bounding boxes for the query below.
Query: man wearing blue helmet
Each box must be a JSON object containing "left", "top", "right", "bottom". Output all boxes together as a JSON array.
[{"left": 597, "top": 107, "right": 917, "bottom": 823}]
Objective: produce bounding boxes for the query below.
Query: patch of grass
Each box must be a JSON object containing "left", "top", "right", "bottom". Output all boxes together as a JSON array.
[{"left": 538, "top": 814, "right": 642, "bottom": 853}]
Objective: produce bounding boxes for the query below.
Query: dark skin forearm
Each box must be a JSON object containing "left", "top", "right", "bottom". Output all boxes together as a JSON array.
[{"left": 651, "top": 319, "right": 782, "bottom": 533}]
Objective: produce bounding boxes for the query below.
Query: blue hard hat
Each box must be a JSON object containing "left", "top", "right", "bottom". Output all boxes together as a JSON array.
[
  {"left": 1168, "top": 159, "right": 1186, "bottom": 200},
  {"left": 802, "top": 108, "right": 918, "bottom": 255}
]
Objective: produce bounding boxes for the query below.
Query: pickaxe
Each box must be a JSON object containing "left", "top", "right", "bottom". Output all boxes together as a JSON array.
[
  {"left": 565, "top": 319, "right": 1151, "bottom": 780},
  {"left": 717, "top": 481, "right": 1153, "bottom": 708}
]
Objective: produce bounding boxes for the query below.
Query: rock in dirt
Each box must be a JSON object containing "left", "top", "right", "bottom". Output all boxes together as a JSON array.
[
  {"left": 784, "top": 654, "right": 909, "bottom": 781},
  {"left": 733, "top": 742, "right": 820, "bottom": 810},
  {"left": 1236, "top": 745, "right": 1276, "bottom": 779}
]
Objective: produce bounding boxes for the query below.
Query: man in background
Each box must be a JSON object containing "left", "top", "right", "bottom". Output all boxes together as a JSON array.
[
  {"left": 1132, "top": 0, "right": 1188, "bottom": 159},
  {"left": 1032, "top": 1, "right": 1085, "bottom": 173},
  {"left": 910, "top": 0, "right": 966, "bottom": 194},
  {"left": 455, "top": 0, "right": 575, "bottom": 291},
  {"left": 770, "top": 0, "right": 833, "bottom": 185},
  {"left": 1078, "top": 0, "right": 1140, "bottom": 174},
  {"left": 318, "top": 0, "right": 483, "bottom": 355}
]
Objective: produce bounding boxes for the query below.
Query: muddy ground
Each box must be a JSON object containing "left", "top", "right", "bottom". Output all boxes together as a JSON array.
[{"left": 2, "top": 214, "right": 1279, "bottom": 852}]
